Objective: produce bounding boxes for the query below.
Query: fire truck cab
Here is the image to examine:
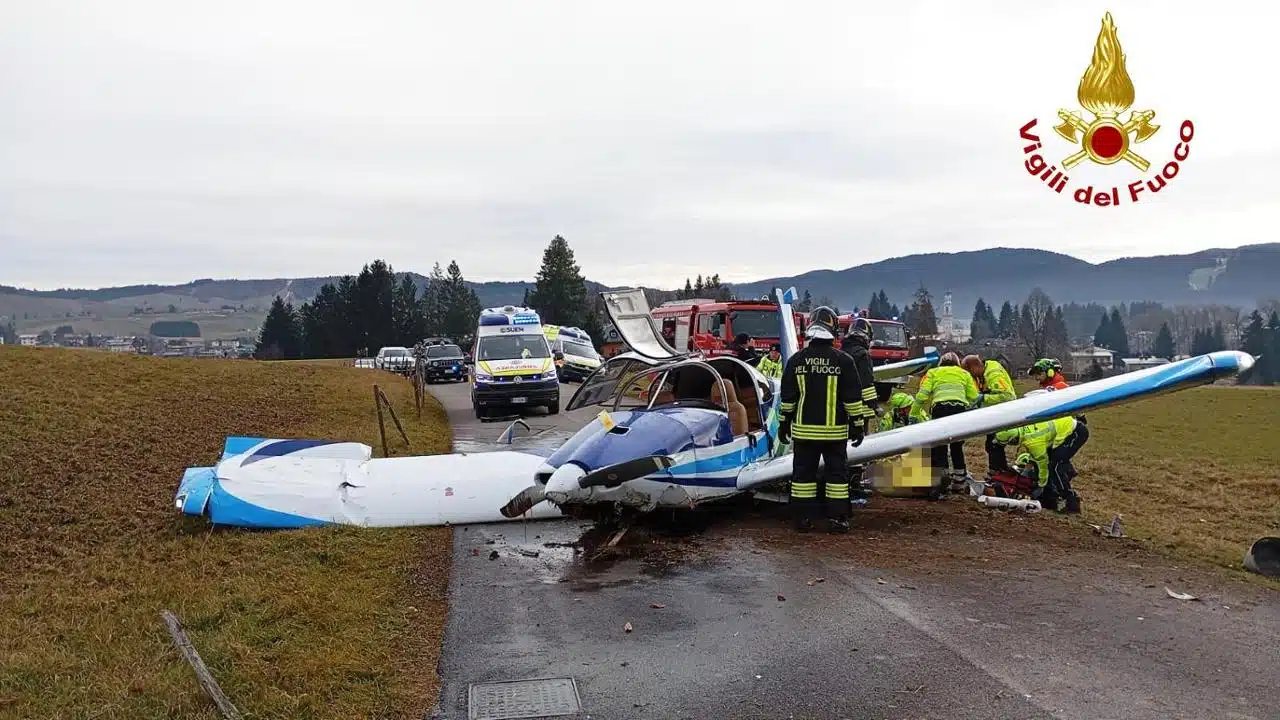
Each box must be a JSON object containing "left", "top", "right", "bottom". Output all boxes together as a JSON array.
[
  {"left": 650, "top": 298, "right": 806, "bottom": 358},
  {"left": 837, "top": 312, "right": 913, "bottom": 399}
]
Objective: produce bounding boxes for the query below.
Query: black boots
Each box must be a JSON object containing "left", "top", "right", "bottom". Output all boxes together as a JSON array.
[
  {"left": 827, "top": 517, "right": 851, "bottom": 533},
  {"left": 1063, "top": 493, "right": 1081, "bottom": 514}
]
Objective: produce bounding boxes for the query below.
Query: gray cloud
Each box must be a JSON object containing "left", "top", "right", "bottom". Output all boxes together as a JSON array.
[{"left": 1, "top": 1, "right": 1277, "bottom": 289}]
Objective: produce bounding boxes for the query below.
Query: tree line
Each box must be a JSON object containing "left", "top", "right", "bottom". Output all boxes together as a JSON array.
[{"left": 255, "top": 235, "right": 600, "bottom": 360}]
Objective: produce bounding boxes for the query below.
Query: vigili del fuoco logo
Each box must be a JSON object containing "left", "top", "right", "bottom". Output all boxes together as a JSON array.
[{"left": 1019, "top": 12, "right": 1194, "bottom": 207}]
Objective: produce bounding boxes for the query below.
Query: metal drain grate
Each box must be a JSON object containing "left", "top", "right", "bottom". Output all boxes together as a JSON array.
[{"left": 467, "top": 677, "right": 583, "bottom": 720}]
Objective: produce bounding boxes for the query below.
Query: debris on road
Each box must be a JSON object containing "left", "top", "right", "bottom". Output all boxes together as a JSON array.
[
  {"left": 1243, "top": 536, "right": 1280, "bottom": 577},
  {"left": 488, "top": 550, "right": 499, "bottom": 560},
  {"left": 649, "top": 602, "right": 665, "bottom": 609},
  {"left": 518, "top": 549, "right": 540, "bottom": 558},
  {"left": 623, "top": 622, "right": 633, "bottom": 633},
  {"left": 1165, "top": 587, "right": 1200, "bottom": 601},
  {"left": 776, "top": 594, "right": 786, "bottom": 602},
  {"left": 471, "top": 548, "right": 479, "bottom": 556},
  {"left": 1090, "top": 515, "right": 1125, "bottom": 538}
]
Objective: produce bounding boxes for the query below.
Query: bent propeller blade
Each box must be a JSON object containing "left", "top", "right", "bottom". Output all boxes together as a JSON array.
[
  {"left": 500, "top": 484, "right": 547, "bottom": 518},
  {"left": 578, "top": 455, "right": 675, "bottom": 489}
]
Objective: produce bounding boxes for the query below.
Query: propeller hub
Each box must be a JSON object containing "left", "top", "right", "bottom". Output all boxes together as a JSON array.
[{"left": 543, "top": 463, "right": 588, "bottom": 505}]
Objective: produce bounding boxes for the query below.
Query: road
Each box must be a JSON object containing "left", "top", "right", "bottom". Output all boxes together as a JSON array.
[{"left": 427, "top": 380, "right": 1279, "bottom": 720}]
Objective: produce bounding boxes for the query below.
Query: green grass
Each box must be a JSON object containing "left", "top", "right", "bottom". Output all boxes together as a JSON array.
[
  {"left": 0, "top": 347, "right": 453, "bottom": 719},
  {"left": 925, "top": 377, "right": 1280, "bottom": 575}
]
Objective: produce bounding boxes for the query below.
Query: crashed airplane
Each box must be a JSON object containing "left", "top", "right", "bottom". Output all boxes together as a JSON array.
[{"left": 175, "top": 287, "right": 1255, "bottom": 530}]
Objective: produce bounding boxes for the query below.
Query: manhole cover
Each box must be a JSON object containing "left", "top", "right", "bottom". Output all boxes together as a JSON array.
[{"left": 467, "top": 677, "right": 582, "bottom": 719}]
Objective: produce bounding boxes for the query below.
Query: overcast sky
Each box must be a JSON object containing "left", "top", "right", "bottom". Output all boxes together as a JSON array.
[{"left": 2, "top": 1, "right": 1276, "bottom": 290}]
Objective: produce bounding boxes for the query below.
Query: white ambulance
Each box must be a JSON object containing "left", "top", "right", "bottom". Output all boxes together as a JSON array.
[
  {"left": 470, "top": 306, "right": 560, "bottom": 419},
  {"left": 542, "top": 324, "right": 601, "bottom": 383}
]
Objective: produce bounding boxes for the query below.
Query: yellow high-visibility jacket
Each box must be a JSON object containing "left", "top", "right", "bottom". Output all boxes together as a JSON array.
[
  {"left": 994, "top": 416, "right": 1078, "bottom": 486},
  {"left": 911, "top": 366, "right": 979, "bottom": 421}
]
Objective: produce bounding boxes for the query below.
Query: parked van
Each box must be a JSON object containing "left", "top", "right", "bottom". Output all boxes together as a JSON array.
[
  {"left": 470, "top": 306, "right": 559, "bottom": 419},
  {"left": 542, "top": 324, "right": 600, "bottom": 382}
]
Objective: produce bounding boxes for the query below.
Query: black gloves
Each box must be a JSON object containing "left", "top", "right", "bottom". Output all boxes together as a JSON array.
[
  {"left": 778, "top": 420, "right": 792, "bottom": 445},
  {"left": 848, "top": 421, "right": 865, "bottom": 447}
]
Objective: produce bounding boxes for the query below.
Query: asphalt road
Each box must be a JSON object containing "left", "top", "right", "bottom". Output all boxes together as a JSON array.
[{"left": 427, "top": 380, "right": 1279, "bottom": 720}]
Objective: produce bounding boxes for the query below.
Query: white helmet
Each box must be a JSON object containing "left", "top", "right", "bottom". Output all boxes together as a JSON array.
[{"left": 804, "top": 306, "right": 838, "bottom": 340}]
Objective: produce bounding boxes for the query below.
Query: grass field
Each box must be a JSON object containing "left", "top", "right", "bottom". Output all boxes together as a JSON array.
[
  {"left": 937, "top": 378, "right": 1280, "bottom": 576},
  {"left": 0, "top": 346, "right": 453, "bottom": 719}
]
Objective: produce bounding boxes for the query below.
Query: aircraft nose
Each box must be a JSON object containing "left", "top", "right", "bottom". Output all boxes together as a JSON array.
[
  {"left": 543, "top": 463, "right": 587, "bottom": 504},
  {"left": 1237, "top": 351, "right": 1256, "bottom": 373}
]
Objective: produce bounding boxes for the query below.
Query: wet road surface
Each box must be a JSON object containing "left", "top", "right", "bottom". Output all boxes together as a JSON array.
[{"left": 427, "top": 380, "right": 1279, "bottom": 720}]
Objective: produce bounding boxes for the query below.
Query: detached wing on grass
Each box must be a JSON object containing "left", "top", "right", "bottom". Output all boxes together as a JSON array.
[{"left": 176, "top": 435, "right": 561, "bottom": 529}]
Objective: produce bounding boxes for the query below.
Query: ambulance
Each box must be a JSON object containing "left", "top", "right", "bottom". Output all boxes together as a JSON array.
[
  {"left": 470, "top": 306, "right": 560, "bottom": 419},
  {"left": 542, "top": 324, "right": 601, "bottom": 383}
]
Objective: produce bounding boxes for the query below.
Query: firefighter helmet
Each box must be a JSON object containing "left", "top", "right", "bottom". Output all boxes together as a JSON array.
[
  {"left": 848, "top": 316, "right": 873, "bottom": 345},
  {"left": 805, "top": 306, "right": 838, "bottom": 340}
]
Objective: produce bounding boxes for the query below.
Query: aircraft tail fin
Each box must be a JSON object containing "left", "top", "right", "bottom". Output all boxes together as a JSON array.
[{"left": 774, "top": 286, "right": 800, "bottom": 365}]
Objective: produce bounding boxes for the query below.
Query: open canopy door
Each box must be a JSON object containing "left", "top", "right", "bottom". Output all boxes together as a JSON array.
[{"left": 602, "top": 288, "right": 683, "bottom": 361}]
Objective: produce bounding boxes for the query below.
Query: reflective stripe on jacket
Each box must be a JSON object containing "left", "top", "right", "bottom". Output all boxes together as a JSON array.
[
  {"left": 757, "top": 355, "right": 783, "bottom": 379},
  {"left": 981, "top": 360, "right": 1016, "bottom": 406},
  {"left": 912, "top": 366, "right": 979, "bottom": 420},
  {"left": 993, "top": 416, "right": 1078, "bottom": 486}
]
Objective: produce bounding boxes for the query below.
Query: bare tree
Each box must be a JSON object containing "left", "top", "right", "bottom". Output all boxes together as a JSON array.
[{"left": 1016, "top": 288, "right": 1055, "bottom": 358}]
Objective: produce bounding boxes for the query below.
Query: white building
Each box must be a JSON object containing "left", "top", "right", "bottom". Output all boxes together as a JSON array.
[
  {"left": 1121, "top": 357, "right": 1170, "bottom": 373},
  {"left": 18, "top": 334, "right": 38, "bottom": 346},
  {"left": 1069, "top": 346, "right": 1115, "bottom": 376}
]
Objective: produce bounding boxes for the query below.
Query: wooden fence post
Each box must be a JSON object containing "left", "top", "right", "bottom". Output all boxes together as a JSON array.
[
  {"left": 377, "top": 387, "right": 411, "bottom": 448},
  {"left": 374, "top": 384, "right": 390, "bottom": 457}
]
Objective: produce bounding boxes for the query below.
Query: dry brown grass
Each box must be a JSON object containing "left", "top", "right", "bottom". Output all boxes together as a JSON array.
[{"left": 0, "top": 346, "right": 453, "bottom": 719}]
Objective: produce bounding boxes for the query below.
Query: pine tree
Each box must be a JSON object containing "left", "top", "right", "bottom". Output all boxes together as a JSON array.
[
  {"left": 1094, "top": 312, "right": 1111, "bottom": 348},
  {"left": 997, "top": 301, "right": 1016, "bottom": 338},
  {"left": 527, "top": 235, "right": 593, "bottom": 331},
  {"left": 521, "top": 287, "right": 530, "bottom": 307},
  {"left": 441, "top": 260, "right": 482, "bottom": 341},
  {"left": 1211, "top": 321, "right": 1226, "bottom": 352},
  {"left": 420, "top": 263, "right": 447, "bottom": 337},
  {"left": 1154, "top": 322, "right": 1175, "bottom": 359},
  {"left": 889, "top": 303, "right": 901, "bottom": 320},
  {"left": 970, "top": 298, "right": 993, "bottom": 341},
  {"left": 1239, "top": 311, "right": 1266, "bottom": 383},
  {"left": 682, "top": 279, "right": 693, "bottom": 299},
  {"left": 256, "top": 295, "right": 301, "bottom": 360},
  {"left": 354, "top": 260, "right": 398, "bottom": 354},
  {"left": 797, "top": 290, "right": 813, "bottom": 313},
  {"left": 1108, "top": 307, "right": 1129, "bottom": 355},
  {"left": 906, "top": 285, "right": 938, "bottom": 335},
  {"left": 1049, "top": 306, "right": 1068, "bottom": 350},
  {"left": 393, "top": 274, "right": 425, "bottom": 345},
  {"left": 693, "top": 275, "right": 704, "bottom": 296}
]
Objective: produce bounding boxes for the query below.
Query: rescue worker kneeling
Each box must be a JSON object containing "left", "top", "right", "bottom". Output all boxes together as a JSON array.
[
  {"left": 779, "top": 306, "right": 865, "bottom": 533},
  {"left": 993, "top": 415, "right": 1089, "bottom": 513},
  {"left": 878, "top": 391, "right": 917, "bottom": 431}
]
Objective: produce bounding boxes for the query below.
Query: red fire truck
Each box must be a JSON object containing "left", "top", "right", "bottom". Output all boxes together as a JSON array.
[{"left": 650, "top": 298, "right": 807, "bottom": 357}]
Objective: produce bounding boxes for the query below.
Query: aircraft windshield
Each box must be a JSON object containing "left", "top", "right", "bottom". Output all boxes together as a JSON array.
[
  {"left": 729, "top": 309, "right": 778, "bottom": 339},
  {"left": 477, "top": 335, "right": 550, "bottom": 360},
  {"left": 872, "top": 323, "right": 907, "bottom": 346},
  {"left": 426, "top": 344, "right": 463, "bottom": 358},
  {"left": 562, "top": 339, "right": 598, "bottom": 360}
]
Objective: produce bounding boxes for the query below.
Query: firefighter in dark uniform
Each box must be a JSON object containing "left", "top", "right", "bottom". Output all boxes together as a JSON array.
[
  {"left": 778, "top": 307, "right": 866, "bottom": 533},
  {"left": 842, "top": 317, "right": 880, "bottom": 501}
]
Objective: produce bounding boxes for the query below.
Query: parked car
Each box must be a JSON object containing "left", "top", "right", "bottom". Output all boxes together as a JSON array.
[
  {"left": 421, "top": 342, "right": 467, "bottom": 383},
  {"left": 375, "top": 346, "right": 413, "bottom": 373}
]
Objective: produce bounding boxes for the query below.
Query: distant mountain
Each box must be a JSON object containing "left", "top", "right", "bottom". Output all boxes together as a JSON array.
[
  {"left": 729, "top": 244, "right": 1280, "bottom": 315},
  {"left": 4, "top": 243, "right": 1276, "bottom": 336}
]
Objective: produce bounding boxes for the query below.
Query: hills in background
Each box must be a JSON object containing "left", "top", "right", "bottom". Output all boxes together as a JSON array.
[{"left": 4, "top": 243, "right": 1277, "bottom": 339}]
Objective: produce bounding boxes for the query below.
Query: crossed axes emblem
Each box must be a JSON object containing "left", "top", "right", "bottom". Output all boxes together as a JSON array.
[{"left": 1054, "top": 109, "right": 1159, "bottom": 172}]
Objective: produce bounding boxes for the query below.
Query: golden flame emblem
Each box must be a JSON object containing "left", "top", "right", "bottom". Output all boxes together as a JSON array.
[{"left": 1053, "top": 13, "right": 1159, "bottom": 171}]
